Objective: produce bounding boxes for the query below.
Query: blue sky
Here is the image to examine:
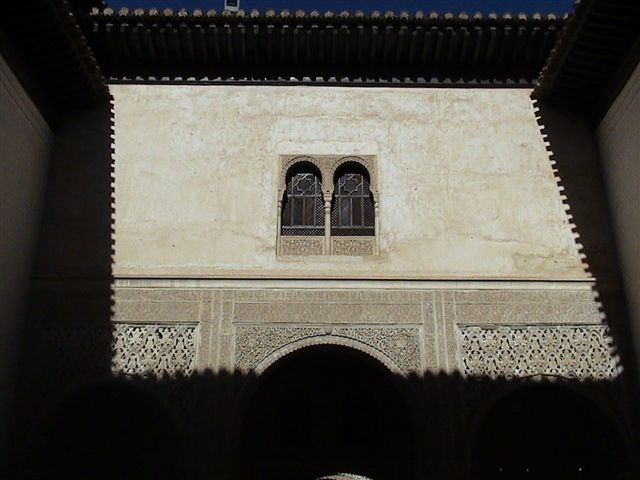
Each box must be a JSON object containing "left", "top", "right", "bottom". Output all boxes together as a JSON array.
[{"left": 106, "top": 1, "right": 576, "bottom": 15}]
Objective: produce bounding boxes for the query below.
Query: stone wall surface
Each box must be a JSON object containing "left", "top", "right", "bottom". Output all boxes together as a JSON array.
[
  {"left": 597, "top": 62, "right": 640, "bottom": 385},
  {"left": 0, "top": 54, "right": 53, "bottom": 454},
  {"left": 112, "top": 85, "right": 585, "bottom": 280}
]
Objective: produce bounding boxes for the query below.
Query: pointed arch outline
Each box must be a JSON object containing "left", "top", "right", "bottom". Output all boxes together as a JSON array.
[{"left": 253, "top": 334, "right": 405, "bottom": 376}]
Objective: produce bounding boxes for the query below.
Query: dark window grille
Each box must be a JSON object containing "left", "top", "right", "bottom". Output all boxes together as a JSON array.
[
  {"left": 331, "top": 172, "right": 375, "bottom": 236},
  {"left": 281, "top": 172, "right": 324, "bottom": 236}
]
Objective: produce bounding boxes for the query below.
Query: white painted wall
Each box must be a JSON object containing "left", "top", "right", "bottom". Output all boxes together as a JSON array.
[
  {"left": 112, "top": 85, "right": 585, "bottom": 280},
  {"left": 0, "top": 54, "right": 52, "bottom": 453},
  {"left": 597, "top": 62, "right": 640, "bottom": 377}
]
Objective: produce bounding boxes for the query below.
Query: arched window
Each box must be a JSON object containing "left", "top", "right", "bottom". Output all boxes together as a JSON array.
[
  {"left": 331, "top": 163, "right": 375, "bottom": 236},
  {"left": 281, "top": 163, "right": 324, "bottom": 236}
]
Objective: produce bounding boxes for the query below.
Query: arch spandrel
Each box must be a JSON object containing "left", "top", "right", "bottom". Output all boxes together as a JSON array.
[
  {"left": 234, "top": 325, "right": 421, "bottom": 374},
  {"left": 253, "top": 335, "right": 406, "bottom": 377}
]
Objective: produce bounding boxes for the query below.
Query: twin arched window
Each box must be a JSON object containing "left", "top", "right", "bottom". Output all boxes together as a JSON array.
[{"left": 281, "top": 161, "right": 375, "bottom": 237}]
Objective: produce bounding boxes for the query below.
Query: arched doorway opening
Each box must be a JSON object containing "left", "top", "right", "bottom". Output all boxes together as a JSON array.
[
  {"left": 475, "top": 382, "right": 622, "bottom": 480},
  {"left": 38, "top": 380, "right": 187, "bottom": 480},
  {"left": 236, "top": 344, "right": 416, "bottom": 480}
]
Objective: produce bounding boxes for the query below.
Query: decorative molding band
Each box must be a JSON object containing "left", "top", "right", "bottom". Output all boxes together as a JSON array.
[
  {"left": 111, "top": 323, "right": 197, "bottom": 377},
  {"left": 111, "top": 278, "right": 597, "bottom": 290},
  {"left": 233, "top": 301, "right": 423, "bottom": 324},
  {"left": 460, "top": 324, "right": 619, "bottom": 380},
  {"left": 234, "top": 325, "right": 421, "bottom": 374}
]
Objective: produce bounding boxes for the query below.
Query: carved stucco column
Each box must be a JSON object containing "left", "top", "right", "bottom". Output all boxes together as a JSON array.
[
  {"left": 373, "top": 192, "right": 380, "bottom": 255},
  {"left": 276, "top": 191, "right": 284, "bottom": 255},
  {"left": 323, "top": 191, "right": 332, "bottom": 255}
]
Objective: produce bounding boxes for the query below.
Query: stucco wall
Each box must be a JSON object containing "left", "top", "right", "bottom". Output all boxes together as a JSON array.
[
  {"left": 0, "top": 54, "right": 53, "bottom": 452},
  {"left": 112, "top": 85, "right": 584, "bottom": 280},
  {"left": 597, "top": 61, "right": 640, "bottom": 377}
]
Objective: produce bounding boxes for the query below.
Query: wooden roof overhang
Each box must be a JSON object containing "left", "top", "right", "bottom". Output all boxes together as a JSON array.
[
  {"left": 1, "top": 0, "right": 109, "bottom": 118},
  {"left": 88, "top": 7, "right": 566, "bottom": 86},
  {"left": 534, "top": 0, "right": 640, "bottom": 121}
]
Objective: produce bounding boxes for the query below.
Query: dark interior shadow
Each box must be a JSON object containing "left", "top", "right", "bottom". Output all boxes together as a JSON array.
[
  {"left": 21, "top": 368, "right": 635, "bottom": 480},
  {"left": 235, "top": 345, "right": 417, "bottom": 480},
  {"left": 532, "top": 100, "right": 640, "bottom": 434},
  {"left": 474, "top": 382, "right": 621, "bottom": 480},
  {"left": 4, "top": 101, "right": 115, "bottom": 477},
  {"left": 38, "top": 380, "right": 187, "bottom": 480}
]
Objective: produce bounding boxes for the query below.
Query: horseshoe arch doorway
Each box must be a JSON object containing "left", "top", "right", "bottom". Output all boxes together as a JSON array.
[{"left": 235, "top": 344, "right": 418, "bottom": 480}]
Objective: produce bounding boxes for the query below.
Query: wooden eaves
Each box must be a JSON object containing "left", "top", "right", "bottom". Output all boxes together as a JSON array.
[{"left": 87, "top": 7, "right": 566, "bottom": 86}]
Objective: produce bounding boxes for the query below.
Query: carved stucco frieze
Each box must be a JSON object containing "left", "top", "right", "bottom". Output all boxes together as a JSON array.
[
  {"left": 280, "top": 236, "right": 324, "bottom": 255},
  {"left": 460, "top": 325, "right": 619, "bottom": 379},
  {"left": 111, "top": 323, "right": 197, "bottom": 377},
  {"left": 233, "top": 302, "right": 422, "bottom": 324},
  {"left": 234, "top": 325, "right": 420, "bottom": 374},
  {"left": 224, "top": 289, "right": 426, "bottom": 304},
  {"left": 332, "top": 237, "right": 374, "bottom": 256}
]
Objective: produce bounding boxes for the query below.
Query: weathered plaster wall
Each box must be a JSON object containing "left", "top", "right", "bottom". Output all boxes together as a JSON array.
[
  {"left": 112, "top": 85, "right": 584, "bottom": 280},
  {"left": 597, "top": 61, "right": 640, "bottom": 382},
  {"left": 0, "top": 54, "right": 53, "bottom": 454}
]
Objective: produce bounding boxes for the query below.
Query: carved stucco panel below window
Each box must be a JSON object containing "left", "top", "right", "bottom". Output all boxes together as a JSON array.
[
  {"left": 111, "top": 323, "right": 197, "bottom": 377},
  {"left": 280, "top": 236, "right": 324, "bottom": 255},
  {"left": 332, "top": 237, "right": 375, "bottom": 256},
  {"left": 460, "top": 325, "right": 619, "bottom": 380}
]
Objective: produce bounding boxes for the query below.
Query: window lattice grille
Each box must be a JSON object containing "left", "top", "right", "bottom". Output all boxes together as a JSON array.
[
  {"left": 331, "top": 173, "right": 375, "bottom": 236},
  {"left": 281, "top": 172, "right": 324, "bottom": 236}
]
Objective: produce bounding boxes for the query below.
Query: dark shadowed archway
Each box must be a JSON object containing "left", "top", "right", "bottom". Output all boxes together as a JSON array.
[
  {"left": 236, "top": 345, "right": 417, "bottom": 480},
  {"left": 38, "top": 380, "right": 187, "bottom": 480},
  {"left": 475, "top": 381, "right": 624, "bottom": 480}
]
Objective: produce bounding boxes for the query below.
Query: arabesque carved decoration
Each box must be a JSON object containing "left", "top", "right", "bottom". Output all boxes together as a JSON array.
[
  {"left": 332, "top": 237, "right": 374, "bottom": 256},
  {"left": 234, "top": 325, "right": 420, "bottom": 374},
  {"left": 280, "top": 236, "right": 324, "bottom": 255},
  {"left": 460, "top": 325, "right": 618, "bottom": 379},
  {"left": 235, "top": 326, "right": 326, "bottom": 371},
  {"left": 111, "top": 323, "right": 197, "bottom": 376},
  {"left": 333, "top": 327, "right": 420, "bottom": 372}
]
